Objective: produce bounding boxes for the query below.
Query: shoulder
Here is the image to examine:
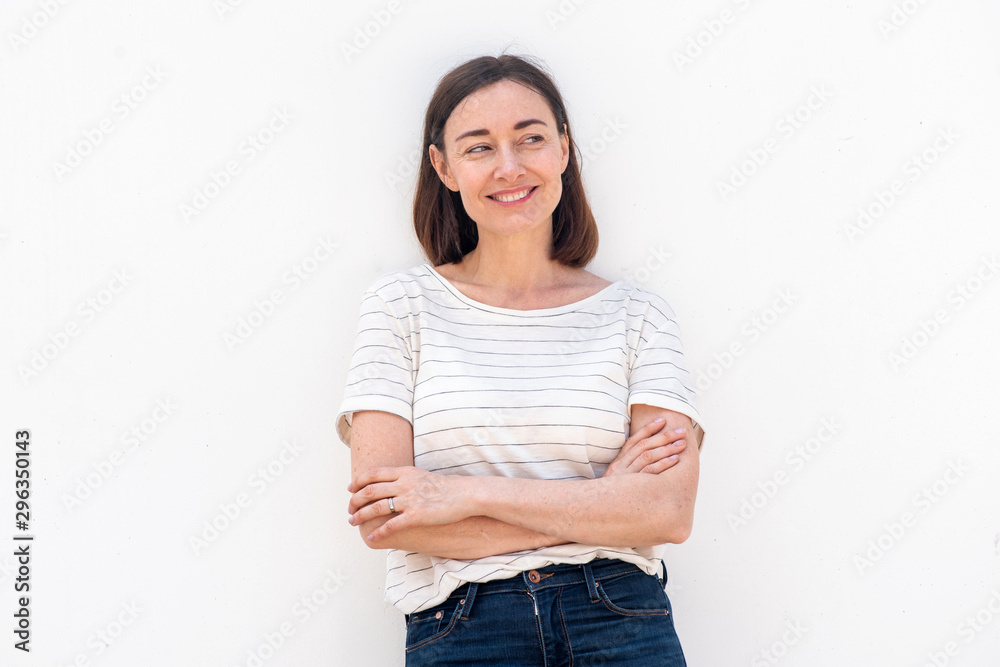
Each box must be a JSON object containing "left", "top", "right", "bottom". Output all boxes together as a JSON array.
[
  {"left": 362, "top": 264, "right": 436, "bottom": 298},
  {"left": 354, "top": 265, "right": 455, "bottom": 326},
  {"left": 608, "top": 280, "right": 679, "bottom": 327},
  {"left": 356, "top": 264, "right": 452, "bottom": 311}
]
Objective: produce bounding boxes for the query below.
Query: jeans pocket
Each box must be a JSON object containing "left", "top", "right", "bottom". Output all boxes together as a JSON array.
[
  {"left": 405, "top": 599, "right": 462, "bottom": 652},
  {"left": 595, "top": 570, "right": 672, "bottom": 618}
]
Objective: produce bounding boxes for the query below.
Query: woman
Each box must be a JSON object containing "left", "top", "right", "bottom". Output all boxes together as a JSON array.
[{"left": 337, "top": 53, "right": 705, "bottom": 666}]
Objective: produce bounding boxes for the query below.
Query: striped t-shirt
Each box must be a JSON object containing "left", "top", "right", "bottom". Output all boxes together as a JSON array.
[{"left": 336, "top": 263, "right": 705, "bottom": 615}]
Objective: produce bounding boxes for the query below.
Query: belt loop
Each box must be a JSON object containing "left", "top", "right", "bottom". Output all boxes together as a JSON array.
[
  {"left": 582, "top": 562, "right": 600, "bottom": 602},
  {"left": 460, "top": 582, "right": 479, "bottom": 620}
]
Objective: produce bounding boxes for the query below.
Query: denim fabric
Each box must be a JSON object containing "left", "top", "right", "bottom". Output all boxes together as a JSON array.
[{"left": 403, "top": 559, "right": 687, "bottom": 666}]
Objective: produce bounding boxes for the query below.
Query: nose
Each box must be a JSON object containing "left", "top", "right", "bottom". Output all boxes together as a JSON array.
[{"left": 493, "top": 144, "right": 526, "bottom": 181}]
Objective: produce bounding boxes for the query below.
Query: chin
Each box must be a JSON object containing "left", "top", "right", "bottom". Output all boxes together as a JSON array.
[{"left": 483, "top": 217, "right": 550, "bottom": 235}]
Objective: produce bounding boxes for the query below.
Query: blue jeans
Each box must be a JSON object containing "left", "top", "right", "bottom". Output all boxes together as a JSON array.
[{"left": 403, "top": 559, "right": 687, "bottom": 666}]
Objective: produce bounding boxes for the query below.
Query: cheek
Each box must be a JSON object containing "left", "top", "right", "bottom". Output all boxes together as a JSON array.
[
  {"left": 457, "top": 187, "right": 487, "bottom": 216},
  {"left": 541, "top": 158, "right": 564, "bottom": 195},
  {"left": 455, "top": 163, "right": 488, "bottom": 188},
  {"left": 463, "top": 193, "right": 479, "bottom": 210},
  {"left": 548, "top": 179, "right": 564, "bottom": 206},
  {"left": 536, "top": 151, "right": 567, "bottom": 179}
]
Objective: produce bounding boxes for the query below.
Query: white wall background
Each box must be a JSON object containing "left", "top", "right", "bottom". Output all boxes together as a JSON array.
[{"left": 2, "top": 1, "right": 998, "bottom": 665}]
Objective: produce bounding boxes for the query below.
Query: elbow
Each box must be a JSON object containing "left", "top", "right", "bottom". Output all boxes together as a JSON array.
[
  {"left": 663, "top": 522, "right": 693, "bottom": 544},
  {"left": 650, "top": 510, "right": 694, "bottom": 545},
  {"left": 649, "top": 482, "right": 697, "bottom": 544},
  {"left": 651, "top": 524, "right": 691, "bottom": 545}
]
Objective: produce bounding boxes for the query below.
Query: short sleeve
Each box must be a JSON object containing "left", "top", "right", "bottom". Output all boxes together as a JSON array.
[
  {"left": 627, "top": 305, "right": 706, "bottom": 444},
  {"left": 335, "top": 290, "right": 415, "bottom": 447}
]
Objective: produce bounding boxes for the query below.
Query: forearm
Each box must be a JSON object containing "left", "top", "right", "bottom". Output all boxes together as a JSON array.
[
  {"left": 468, "top": 468, "right": 698, "bottom": 547},
  {"left": 358, "top": 514, "right": 570, "bottom": 559}
]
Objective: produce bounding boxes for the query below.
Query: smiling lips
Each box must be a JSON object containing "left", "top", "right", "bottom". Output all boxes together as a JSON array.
[{"left": 488, "top": 186, "right": 536, "bottom": 203}]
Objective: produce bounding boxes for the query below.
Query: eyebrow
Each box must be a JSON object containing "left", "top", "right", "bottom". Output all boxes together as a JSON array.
[{"left": 454, "top": 118, "right": 548, "bottom": 143}]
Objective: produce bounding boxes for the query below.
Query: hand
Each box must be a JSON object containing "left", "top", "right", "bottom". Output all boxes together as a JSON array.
[
  {"left": 602, "top": 418, "right": 688, "bottom": 477},
  {"left": 347, "top": 466, "right": 472, "bottom": 543}
]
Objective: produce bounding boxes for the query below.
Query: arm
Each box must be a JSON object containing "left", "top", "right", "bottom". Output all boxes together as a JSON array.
[
  {"left": 348, "top": 409, "right": 570, "bottom": 559},
  {"left": 470, "top": 403, "right": 700, "bottom": 545},
  {"left": 349, "top": 404, "right": 700, "bottom": 551}
]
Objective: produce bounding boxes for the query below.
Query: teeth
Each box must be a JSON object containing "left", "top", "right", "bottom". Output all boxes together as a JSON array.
[{"left": 491, "top": 188, "right": 532, "bottom": 203}]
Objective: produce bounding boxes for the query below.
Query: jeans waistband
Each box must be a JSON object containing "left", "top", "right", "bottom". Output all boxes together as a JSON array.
[
  {"left": 405, "top": 559, "right": 667, "bottom": 622},
  {"left": 464, "top": 560, "right": 655, "bottom": 613}
]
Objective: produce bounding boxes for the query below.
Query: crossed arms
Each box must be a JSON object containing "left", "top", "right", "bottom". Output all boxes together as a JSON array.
[{"left": 346, "top": 404, "right": 702, "bottom": 560}]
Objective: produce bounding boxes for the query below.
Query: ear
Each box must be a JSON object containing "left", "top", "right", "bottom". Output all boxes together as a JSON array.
[
  {"left": 559, "top": 124, "right": 570, "bottom": 174},
  {"left": 429, "top": 144, "right": 460, "bottom": 192}
]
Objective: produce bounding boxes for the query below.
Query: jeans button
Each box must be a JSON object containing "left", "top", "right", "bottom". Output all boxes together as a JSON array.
[{"left": 528, "top": 570, "right": 541, "bottom": 583}]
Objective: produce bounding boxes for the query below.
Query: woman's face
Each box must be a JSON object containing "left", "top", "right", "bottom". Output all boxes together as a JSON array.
[{"left": 430, "top": 79, "right": 570, "bottom": 241}]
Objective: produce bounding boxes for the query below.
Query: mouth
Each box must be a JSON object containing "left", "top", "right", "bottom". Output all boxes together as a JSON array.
[{"left": 488, "top": 186, "right": 537, "bottom": 204}]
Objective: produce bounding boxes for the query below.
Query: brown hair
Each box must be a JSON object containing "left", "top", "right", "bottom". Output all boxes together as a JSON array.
[{"left": 413, "top": 54, "right": 598, "bottom": 267}]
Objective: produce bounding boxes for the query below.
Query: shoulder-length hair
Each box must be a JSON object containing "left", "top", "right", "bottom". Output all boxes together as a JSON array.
[{"left": 413, "top": 54, "right": 599, "bottom": 268}]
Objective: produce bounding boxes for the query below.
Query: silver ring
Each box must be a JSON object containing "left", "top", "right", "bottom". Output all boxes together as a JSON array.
[{"left": 387, "top": 497, "right": 396, "bottom": 513}]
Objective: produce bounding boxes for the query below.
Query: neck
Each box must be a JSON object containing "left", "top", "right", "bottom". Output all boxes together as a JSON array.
[{"left": 457, "top": 227, "right": 567, "bottom": 291}]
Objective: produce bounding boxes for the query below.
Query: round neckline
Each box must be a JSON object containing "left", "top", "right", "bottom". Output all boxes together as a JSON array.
[{"left": 424, "top": 263, "right": 622, "bottom": 316}]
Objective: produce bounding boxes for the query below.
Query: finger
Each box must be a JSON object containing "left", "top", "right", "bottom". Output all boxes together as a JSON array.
[
  {"left": 618, "top": 430, "right": 684, "bottom": 470},
  {"left": 642, "top": 440, "right": 687, "bottom": 473},
  {"left": 348, "top": 467, "right": 400, "bottom": 494},
  {"left": 641, "top": 454, "right": 680, "bottom": 475},
  {"left": 347, "top": 466, "right": 401, "bottom": 494},
  {"left": 623, "top": 424, "right": 686, "bottom": 460},
  {"left": 347, "top": 481, "right": 394, "bottom": 514},
  {"left": 366, "top": 513, "right": 405, "bottom": 544},
  {"left": 630, "top": 417, "right": 667, "bottom": 441},
  {"left": 348, "top": 498, "right": 402, "bottom": 526},
  {"left": 623, "top": 438, "right": 687, "bottom": 473},
  {"left": 619, "top": 419, "right": 668, "bottom": 457},
  {"left": 350, "top": 496, "right": 396, "bottom": 526}
]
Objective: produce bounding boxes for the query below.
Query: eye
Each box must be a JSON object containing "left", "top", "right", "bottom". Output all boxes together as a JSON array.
[
  {"left": 524, "top": 135, "right": 544, "bottom": 144},
  {"left": 466, "top": 144, "right": 490, "bottom": 154}
]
